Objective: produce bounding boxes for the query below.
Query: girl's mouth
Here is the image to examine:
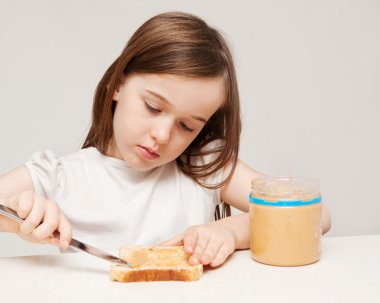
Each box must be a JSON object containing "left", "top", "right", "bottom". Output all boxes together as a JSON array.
[{"left": 137, "top": 145, "right": 160, "bottom": 160}]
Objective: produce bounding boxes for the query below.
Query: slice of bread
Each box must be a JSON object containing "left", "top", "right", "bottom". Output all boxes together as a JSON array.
[{"left": 110, "top": 246, "right": 203, "bottom": 282}]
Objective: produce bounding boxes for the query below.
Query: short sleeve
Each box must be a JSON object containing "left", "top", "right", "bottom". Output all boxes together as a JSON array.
[{"left": 25, "top": 150, "right": 64, "bottom": 199}]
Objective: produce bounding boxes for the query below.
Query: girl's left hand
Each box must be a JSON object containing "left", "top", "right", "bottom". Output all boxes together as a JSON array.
[{"left": 159, "top": 223, "right": 236, "bottom": 267}]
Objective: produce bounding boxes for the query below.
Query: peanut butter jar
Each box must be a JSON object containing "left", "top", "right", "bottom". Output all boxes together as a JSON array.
[{"left": 249, "top": 176, "right": 322, "bottom": 266}]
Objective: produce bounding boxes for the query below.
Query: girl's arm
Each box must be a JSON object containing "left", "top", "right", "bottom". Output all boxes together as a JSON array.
[
  {"left": 162, "top": 159, "right": 332, "bottom": 267},
  {"left": 221, "top": 159, "right": 263, "bottom": 212},
  {"left": 221, "top": 159, "right": 332, "bottom": 234},
  {"left": 0, "top": 166, "right": 71, "bottom": 248}
]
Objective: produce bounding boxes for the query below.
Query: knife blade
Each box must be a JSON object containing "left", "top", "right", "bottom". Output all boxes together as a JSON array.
[{"left": 0, "top": 203, "right": 131, "bottom": 267}]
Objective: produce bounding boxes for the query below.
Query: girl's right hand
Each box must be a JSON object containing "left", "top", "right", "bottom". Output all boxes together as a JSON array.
[{"left": 0, "top": 190, "right": 72, "bottom": 249}]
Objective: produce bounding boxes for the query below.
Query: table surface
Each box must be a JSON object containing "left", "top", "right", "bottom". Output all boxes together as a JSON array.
[{"left": 1, "top": 235, "right": 379, "bottom": 303}]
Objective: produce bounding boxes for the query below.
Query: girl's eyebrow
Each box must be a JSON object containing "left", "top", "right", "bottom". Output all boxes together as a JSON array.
[{"left": 146, "top": 90, "right": 207, "bottom": 124}]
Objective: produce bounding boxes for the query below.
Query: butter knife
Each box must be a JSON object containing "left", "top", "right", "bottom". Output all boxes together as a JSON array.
[{"left": 0, "top": 203, "right": 130, "bottom": 267}]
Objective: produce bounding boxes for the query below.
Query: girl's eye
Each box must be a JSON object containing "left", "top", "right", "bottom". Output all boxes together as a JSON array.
[
  {"left": 180, "top": 122, "right": 194, "bottom": 133},
  {"left": 145, "top": 102, "right": 161, "bottom": 113}
]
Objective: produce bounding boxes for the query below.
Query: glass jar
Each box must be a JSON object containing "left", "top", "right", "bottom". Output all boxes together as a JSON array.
[{"left": 249, "top": 176, "right": 322, "bottom": 266}]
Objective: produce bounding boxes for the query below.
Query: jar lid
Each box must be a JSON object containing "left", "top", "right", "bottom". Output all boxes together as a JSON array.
[{"left": 250, "top": 175, "right": 321, "bottom": 205}]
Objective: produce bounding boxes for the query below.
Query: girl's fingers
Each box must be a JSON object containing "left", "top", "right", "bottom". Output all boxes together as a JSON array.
[
  {"left": 31, "top": 201, "right": 60, "bottom": 240},
  {"left": 158, "top": 233, "right": 184, "bottom": 246},
  {"left": 183, "top": 229, "right": 199, "bottom": 255},
  {"left": 199, "top": 240, "right": 224, "bottom": 265},
  {"left": 15, "top": 191, "right": 34, "bottom": 219},
  {"left": 2, "top": 194, "right": 19, "bottom": 211},
  {"left": 210, "top": 244, "right": 234, "bottom": 267},
  {"left": 57, "top": 214, "right": 72, "bottom": 249},
  {"left": 186, "top": 230, "right": 210, "bottom": 265},
  {"left": 2, "top": 191, "right": 70, "bottom": 247},
  {"left": 20, "top": 195, "right": 46, "bottom": 234}
]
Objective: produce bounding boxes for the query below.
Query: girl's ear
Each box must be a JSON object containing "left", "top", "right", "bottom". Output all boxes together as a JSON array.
[
  {"left": 112, "top": 87, "right": 121, "bottom": 101},
  {"left": 112, "top": 75, "right": 126, "bottom": 101}
]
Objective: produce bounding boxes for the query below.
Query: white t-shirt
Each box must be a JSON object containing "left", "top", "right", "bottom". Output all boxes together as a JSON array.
[{"left": 25, "top": 146, "right": 223, "bottom": 251}]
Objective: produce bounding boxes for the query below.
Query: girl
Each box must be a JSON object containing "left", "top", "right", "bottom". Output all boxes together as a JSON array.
[{"left": 0, "top": 12, "right": 331, "bottom": 267}]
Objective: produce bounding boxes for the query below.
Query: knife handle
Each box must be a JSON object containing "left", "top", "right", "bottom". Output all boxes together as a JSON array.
[{"left": 0, "top": 203, "right": 129, "bottom": 266}]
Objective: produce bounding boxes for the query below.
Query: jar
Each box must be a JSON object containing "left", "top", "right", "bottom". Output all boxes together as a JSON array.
[{"left": 249, "top": 176, "right": 322, "bottom": 266}]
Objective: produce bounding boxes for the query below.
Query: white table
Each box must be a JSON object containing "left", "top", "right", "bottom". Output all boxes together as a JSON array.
[{"left": 1, "top": 235, "right": 379, "bottom": 303}]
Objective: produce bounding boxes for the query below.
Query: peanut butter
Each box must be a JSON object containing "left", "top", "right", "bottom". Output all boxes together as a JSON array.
[
  {"left": 127, "top": 247, "right": 190, "bottom": 268},
  {"left": 249, "top": 176, "right": 322, "bottom": 266}
]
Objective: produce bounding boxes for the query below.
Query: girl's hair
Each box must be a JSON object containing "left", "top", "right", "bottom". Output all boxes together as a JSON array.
[{"left": 83, "top": 12, "right": 241, "bottom": 202}]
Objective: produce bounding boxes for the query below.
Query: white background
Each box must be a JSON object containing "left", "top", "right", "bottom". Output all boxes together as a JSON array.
[{"left": 0, "top": 0, "right": 379, "bottom": 256}]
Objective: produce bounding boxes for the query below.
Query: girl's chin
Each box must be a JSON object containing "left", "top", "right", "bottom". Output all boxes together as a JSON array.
[
  {"left": 124, "top": 156, "right": 158, "bottom": 172},
  {"left": 130, "top": 164, "right": 156, "bottom": 172}
]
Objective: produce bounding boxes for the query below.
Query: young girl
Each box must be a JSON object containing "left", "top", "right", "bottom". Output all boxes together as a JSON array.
[{"left": 0, "top": 12, "right": 331, "bottom": 267}]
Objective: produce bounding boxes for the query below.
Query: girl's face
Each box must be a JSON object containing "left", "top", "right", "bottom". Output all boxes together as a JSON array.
[{"left": 107, "top": 73, "right": 225, "bottom": 171}]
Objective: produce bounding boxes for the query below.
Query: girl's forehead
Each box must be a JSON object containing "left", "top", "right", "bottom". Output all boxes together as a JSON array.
[{"left": 129, "top": 73, "right": 225, "bottom": 103}]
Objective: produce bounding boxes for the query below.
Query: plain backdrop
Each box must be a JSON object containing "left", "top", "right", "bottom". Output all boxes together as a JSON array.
[{"left": 0, "top": 0, "right": 379, "bottom": 257}]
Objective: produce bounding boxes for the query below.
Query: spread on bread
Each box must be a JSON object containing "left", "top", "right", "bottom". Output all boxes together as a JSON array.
[{"left": 110, "top": 246, "right": 203, "bottom": 282}]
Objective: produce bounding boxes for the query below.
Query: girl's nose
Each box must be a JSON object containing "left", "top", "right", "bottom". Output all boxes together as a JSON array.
[{"left": 150, "top": 120, "right": 173, "bottom": 144}]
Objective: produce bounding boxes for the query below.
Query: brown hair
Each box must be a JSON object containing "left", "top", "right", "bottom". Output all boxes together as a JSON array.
[{"left": 83, "top": 12, "right": 241, "bottom": 216}]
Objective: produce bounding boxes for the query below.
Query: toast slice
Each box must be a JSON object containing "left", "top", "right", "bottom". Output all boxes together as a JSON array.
[{"left": 110, "top": 246, "right": 203, "bottom": 282}]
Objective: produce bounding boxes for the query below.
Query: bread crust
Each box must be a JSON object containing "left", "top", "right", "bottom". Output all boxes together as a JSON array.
[{"left": 110, "top": 266, "right": 203, "bottom": 282}]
